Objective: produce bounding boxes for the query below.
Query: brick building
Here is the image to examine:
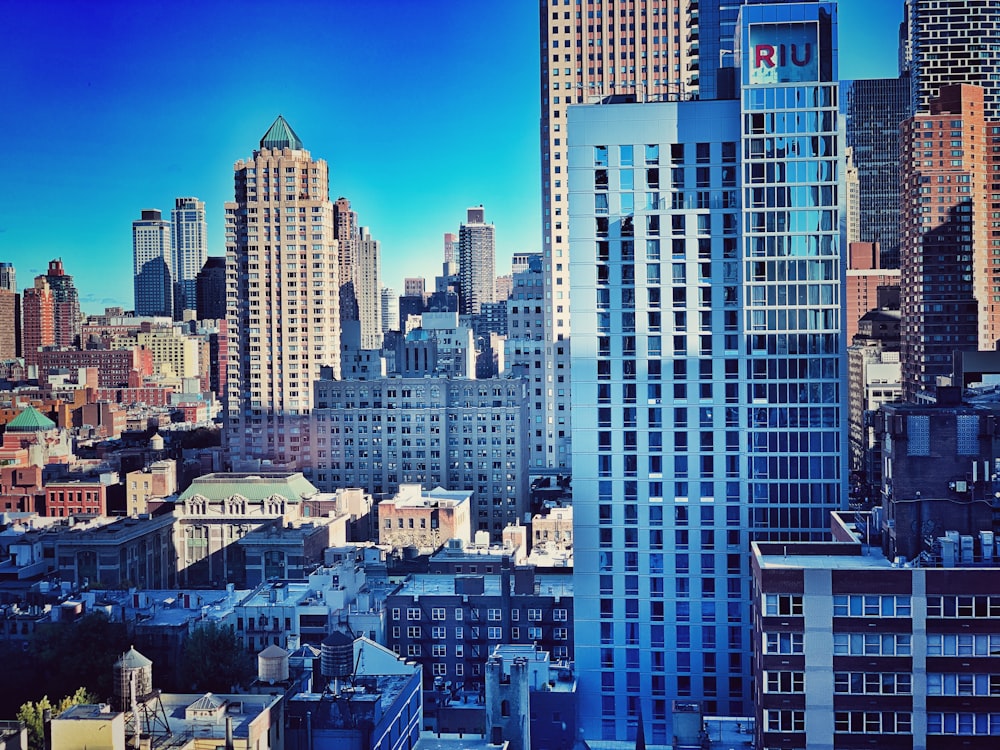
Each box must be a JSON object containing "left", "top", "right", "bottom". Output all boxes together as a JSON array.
[{"left": 385, "top": 562, "right": 572, "bottom": 695}]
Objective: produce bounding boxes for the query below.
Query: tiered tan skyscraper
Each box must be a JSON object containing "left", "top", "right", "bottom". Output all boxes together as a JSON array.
[{"left": 224, "top": 116, "right": 340, "bottom": 470}]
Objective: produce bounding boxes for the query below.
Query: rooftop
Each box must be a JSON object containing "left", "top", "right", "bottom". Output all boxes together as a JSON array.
[
  {"left": 259, "top": 115, "right": 303, "bottom": 151},
  {"left": 178, "top": 472, "right": 317, "bottom": 503},
  {"left": 6, "top": 405, "right": 56, "bottom": 432},
  {"left": 398, "top": 573, "right": 573, "bottom": 598}
]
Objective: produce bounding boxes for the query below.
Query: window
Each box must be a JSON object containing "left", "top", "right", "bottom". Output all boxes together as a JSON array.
[
  {"left": 407, "top": 626, "right": 421, "bottom": 638},
  {"left": 391, "top": 608, "right": 400, "bottom": 621},
  {"left": 528, "top": 627, "right": 543, "bottom": 639},
  {"left": 432, "top": 644, "right": 447, "bottom": 657},
  {"left": 407, "top": 644, "right": 421, "bottom": 657},
  {"left": 763, "top": 594, "right": 803, "bottom": 617},
  {"left": 432, "top": 663, "right": 447, "bottom": 676},
  {"left": 765, "top": 710, "right": 804, "bottom": 733},
  {"left": 528, "top": 609, "right": 542, "bottom": 621},
  {"left": 488, "top": 626, "right": 503, "bottom": 639},
  {"left": 488, "top": 608, "right": 503, "bottom": 621},
  {"left": 407, "top": 608, "right": 421, "bottom": 620},
  {"left": 431, "top": 626, "right": 446, "bottom": 639},
  {"left": 553, "top": 609, "right": 568, "bottom": 621},
  {"left": 431, "top": 608, "right": 446, "bottom": 620},
  {"left": 764, "top": 671, "right": 804, "bottom": 694},
  {"left": 764, "top": 632, "right": 803, "bottom": 654}
]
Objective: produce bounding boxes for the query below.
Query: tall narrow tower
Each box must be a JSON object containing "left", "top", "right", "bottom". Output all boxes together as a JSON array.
[
  {"left": 133, "top": 209, "right": 173, "bottom": 317},
  {"left": 224, "top": 116, "right": 340, "bottom": 470},
  {"left": 569, "top": 2, "right": 844, "bottom": 742},
  {"left": 899, "top": 85, "right": 992, "bottom": 400},
  {"left": 171, "top": 197, "right": 208, "bottom": 319},
  {"left": 458, "top": 206, "right": 496, "bottom": 315}
]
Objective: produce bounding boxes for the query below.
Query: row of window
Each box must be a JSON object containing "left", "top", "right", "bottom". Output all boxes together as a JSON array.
[
  {"left": 833, "top": 633, "right": 911, "bottom": 657},
  {"left": 765, "top": 671, "right": 914, "bottom": 696},
  {"left": 398, "top": 626, "right": 568, "bottom": 646},
  {"left": 593, "top": 142, "right": 737, "bottom": 168},
  {"left": 392, "top": 607, "right": 568, "bottom": 622},
  {"left": 928, "top": 633, "right": 1000, "bottom": 656},
  {"left": 833, "top": 594, "right": 911, "bottom": 618},
  {"left": 927, "top": 713, "right": 1000, "bottom": 735},
  {"left": 834, "top": 712, "right": 911, "bottom": 735},
  {"left": 927, "top": 594, "right": 1000, "bottom": 618},
  {"left": 928, "top": 673, "right": 1000, "bottom": 697}
]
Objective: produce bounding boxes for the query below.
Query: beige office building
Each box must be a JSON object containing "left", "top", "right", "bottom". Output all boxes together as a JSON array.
[{"left": 224, "top": 116, "right": 340, "bottom": 470}]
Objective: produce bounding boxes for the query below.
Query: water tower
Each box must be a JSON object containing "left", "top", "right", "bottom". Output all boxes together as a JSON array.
[
  {"left": 257, "top": 644, "right": 290, "bottom": 684},
  {"left": 320, "top": 631, "right": 355, "bottom": 689},
  {"left": 113, "top": 646, "right": 170, "bottom": 740}
]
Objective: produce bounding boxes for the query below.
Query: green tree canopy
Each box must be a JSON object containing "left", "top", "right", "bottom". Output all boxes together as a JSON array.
[
  {"left": 32, "top": 611, "right": 130, "bottom": 701},
  {"left": 17, "top": 688, "right": 97, "bottom": 750},
  {"left": 179, "top": 622, "right": 253, "bottom": 692}
]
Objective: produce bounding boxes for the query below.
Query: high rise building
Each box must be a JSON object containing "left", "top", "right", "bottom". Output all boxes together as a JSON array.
[
  {"left": 22, "top": 259, "right": 80, "bottom": 367},
  {"left": 224, "top": 116, "right": 340, "bottom": 470},
  {"left": 355, "top": 227, "right": 383, "bottom": 349},
  {"left": 540, "top": 0, "right": 702, "bottom": 343},
  {"left": 458, "top": 206, "right": 496, "bottom": 316},
  {"left": 133, "top": 209, "right": 173, "bottom": 317},
  {"left": 443, "top": 232, "right": 458, "bottom": 265},
  {"left": 312, "top": 371, "right": 529, "bottom": 539},
  {"left": 43, "top": 259, "right": 81, "bottom": 350},
  {"left": 334, "top": 197, "right": 359, "bottom": 325},
  {"left": 905, "top": 0, "right": 1000, "bottom": 118},
  {"left": 569, "top": 3, "right": 843, "bottom": 741},
  {"left": 171, "top": 197, "right": 208, "bottom": 319},
  {"left": 0, "top": 289, "right": 19, "bottom": 360},
  {"left": 195, "top": 257, "right": 227, "bottom": 320},
  {"left": 540, "top": 0, "right": 727, "bottom": 471},
  {"left": 899, "top": 85, "right": 994, "bottom": 401},
  {"left": 0, "top": 262, "right": 15, "bottom": 293},
  {"left": 21, "top": 277, "right": 53, "bottom": 368},
  {"left": 380, "top": 287, "right": 399, "bottom": 333},
  {"left": 843, "top": 77, "right": 912, "bottom": 267}
]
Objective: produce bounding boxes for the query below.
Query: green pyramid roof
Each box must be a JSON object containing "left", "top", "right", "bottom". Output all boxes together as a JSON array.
[
  {"left": 7, "top": 405, "right": 56, "bottom": 432},
  {"left": 260, "top": 115, "right": 303, "bottom": 151}
]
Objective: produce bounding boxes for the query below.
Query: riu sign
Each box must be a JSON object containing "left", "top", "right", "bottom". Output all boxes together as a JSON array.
[{"left": 747, "top": 22, "right": 819, "bottom": 85}]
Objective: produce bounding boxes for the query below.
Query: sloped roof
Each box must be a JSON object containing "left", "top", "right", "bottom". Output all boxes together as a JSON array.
[
  {"left": 177, "top": 472, "right": 317, "bottom": 503},
  {"left": 115, "top": 645, "right": 152, "bottom": 669},
  {"left": 7, "top": 405, "right": 56, "bottom": 432},
  {"left": 260, "top": 115, "right": 303, "bottom": 151}
]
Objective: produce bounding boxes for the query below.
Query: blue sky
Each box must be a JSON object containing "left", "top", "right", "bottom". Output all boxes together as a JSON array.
[{"left": 1, "top": 0, "right": 902, "bottom": 313}]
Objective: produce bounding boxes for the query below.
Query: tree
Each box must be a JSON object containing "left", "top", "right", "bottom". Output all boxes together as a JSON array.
[
  {"left": 17, "top": 688, "right": 96, "bottom": 750},
  {"left": 179, "top": 622, "right": 253, "bottom": 692},
  {"left": 31, "top": 611, "right": 130, "bottom": 700}
]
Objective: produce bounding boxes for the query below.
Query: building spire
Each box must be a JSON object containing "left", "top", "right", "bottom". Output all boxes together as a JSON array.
[{"left": 259, "top": 115, "right": 303, "bottom": 151}]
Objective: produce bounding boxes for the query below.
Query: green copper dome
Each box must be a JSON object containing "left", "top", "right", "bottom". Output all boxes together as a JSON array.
[
  {"left": 260, "top": 115, "right": 303, "bottom": 151},
  {"left": 6, "top": 405, "right": 56, "bottom": 432}
]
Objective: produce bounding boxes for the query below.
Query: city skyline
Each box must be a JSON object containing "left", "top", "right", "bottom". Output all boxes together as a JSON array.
[{"left": 2, "top": 0, "right": 900, "bottom": 312}]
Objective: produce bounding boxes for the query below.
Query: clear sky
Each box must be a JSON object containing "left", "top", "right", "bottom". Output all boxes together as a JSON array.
[{"left": 1, "top": 0, "right": 902, "bottom": 314}]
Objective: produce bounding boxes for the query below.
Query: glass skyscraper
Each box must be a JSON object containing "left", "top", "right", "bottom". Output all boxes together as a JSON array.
[{"left": 569, "top": 2, "right": 844, "bottom": 742}]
